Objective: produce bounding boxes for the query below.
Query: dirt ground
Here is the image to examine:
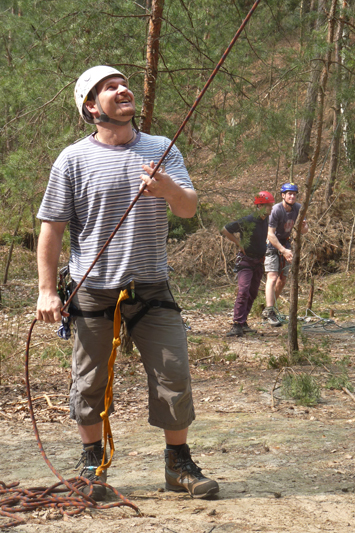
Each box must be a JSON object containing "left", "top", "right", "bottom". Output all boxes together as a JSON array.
[{"left": 2, "top": 309, "right": 355, "bottom": 533}]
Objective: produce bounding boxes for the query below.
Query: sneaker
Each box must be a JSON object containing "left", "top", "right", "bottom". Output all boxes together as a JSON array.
[
  {"left": 165, "top": 444, "right": 219, "bottom": 499},
  {"left": 75, "top": 445, "right": 107, "bottom": 501},
  {"left": 242, "top": 322, "right": 257, "bottom": 333},
  {"left": 226, "top": 323, "right": 244, "bottom": 337},
  {"left": 263, "top": 307, "right": 282, "bottom": 327},
  {"left": 261, "top": 307, "right": 269, "bottom": 319}
]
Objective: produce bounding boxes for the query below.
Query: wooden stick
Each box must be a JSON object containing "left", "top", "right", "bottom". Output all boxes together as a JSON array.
[
  {"left": 194, "top": 355, "right": 215, "bottom": 363},
  {"left": 307, "top": 278, "right": 315, "bottom": 310},
  {"left": 342, "top": 387, "right": 355, "bottom": 404},
  {"left": 44, "top": 394, "right": 54, "bottom": 408},
  {"left": 44, "top": 406, "right": 70, "bottom": 412},
  {"left": 0, "top": 411, "right": 12, "bottom": 419},
  {"left": 16, "top": 393, "right": 68, "bottom": 404},
  {"left": 271, "top": 368, "right": 284, "bottom": 409},
  {"left": 346, "top": 211, "right": 355, "bottom": 273}
]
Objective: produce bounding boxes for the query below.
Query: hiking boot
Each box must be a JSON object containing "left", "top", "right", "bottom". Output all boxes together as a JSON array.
[
  {"left": 226, "top": 323, "right": 244, "bottom": 337},
  {"left": 165, "top": 444, "right": 219, "bottom": 499},
  {"left": 242, "top": 322, "right": 257, "bottom": 333},
  {"left": 263, "top": 307, "right": 282, "bottom": 327},
  {"left": 75, "top": 445, "right": 107, "bottom": 501}
]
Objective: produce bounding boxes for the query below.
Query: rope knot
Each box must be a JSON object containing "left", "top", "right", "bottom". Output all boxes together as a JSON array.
[{"left": 112, "top": 337, "right": 121, "bottom": 349}]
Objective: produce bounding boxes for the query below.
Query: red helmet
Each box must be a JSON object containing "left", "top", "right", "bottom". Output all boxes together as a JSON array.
[{"left": 254, "top": 191, "right": 275, "bottom": 205}]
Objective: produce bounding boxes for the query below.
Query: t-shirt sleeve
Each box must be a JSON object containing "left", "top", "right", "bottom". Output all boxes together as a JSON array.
[
  {"left": 224, "top": 220, "right": 242, "bottom": 235},
  {"left": 162, "top": 141, "right": 194, "bottom": 190},
  {"left": 268, "top": 204, "right": 281, "bottom": 228},
  {"left": 37, "top": 153, "right": 75, "bottom": 222}
]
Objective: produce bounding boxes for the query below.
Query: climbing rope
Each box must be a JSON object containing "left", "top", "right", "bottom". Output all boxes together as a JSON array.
[
  {"left": 1, "top": 1, "right": 263, "bottom": 528},
  {"left": 271, "top": 305, "right": 355, "bottom": 334},
  {"left": 301, "top": 309, "right": 355, "bottom": 334}
]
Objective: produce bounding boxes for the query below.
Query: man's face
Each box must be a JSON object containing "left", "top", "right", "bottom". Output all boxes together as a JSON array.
[
  {"left": 282, "top": 191, "right": 297, "bottom": 205},
  {"left": 258, "top": 203, "right": 273, "bottom": 217},
  {"left": 92, "top": 76, "right": 136, "bottom": 119},
  {"left": 264, "top": 203, "right": 273, "bottom": 215}
]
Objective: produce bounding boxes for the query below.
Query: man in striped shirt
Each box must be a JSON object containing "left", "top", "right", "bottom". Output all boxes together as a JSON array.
[{"left": 36, "top": 66, "right": 219, "bottom": 501}]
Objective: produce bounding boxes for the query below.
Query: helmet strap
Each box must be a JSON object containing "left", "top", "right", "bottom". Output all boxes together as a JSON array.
[{"left": 91, "top": 87, "right": 132, "bottom": 127}]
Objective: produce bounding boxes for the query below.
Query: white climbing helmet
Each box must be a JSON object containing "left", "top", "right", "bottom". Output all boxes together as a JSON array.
[{"left": 74, "top": 65, "right": 128, "bottom": 124}]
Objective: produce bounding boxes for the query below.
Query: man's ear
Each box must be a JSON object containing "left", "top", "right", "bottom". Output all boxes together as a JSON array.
[{"left": 85, "top": 99, "right": 99, "bottom": 117}]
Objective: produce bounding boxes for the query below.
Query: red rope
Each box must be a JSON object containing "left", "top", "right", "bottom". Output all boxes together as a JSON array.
[{"left": 0, "top": 1, "right": 262, "bottom": 527}]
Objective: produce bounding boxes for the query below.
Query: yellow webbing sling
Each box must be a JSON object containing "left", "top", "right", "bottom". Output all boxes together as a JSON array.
[{"left": 96, "top": 289, "right": 129, "bottom": 477}]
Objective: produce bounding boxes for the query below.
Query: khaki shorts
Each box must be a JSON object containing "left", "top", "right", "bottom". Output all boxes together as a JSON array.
[
  {"left": 69, "top": 281, "right": 195, "bottom": 431},
  {"left": 264, "top": 252, "right": 291, "bottom": 276}
]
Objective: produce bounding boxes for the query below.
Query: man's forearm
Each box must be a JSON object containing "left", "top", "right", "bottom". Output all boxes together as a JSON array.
[
  {"left": 166, "top": 186, "right": 198, "bottom": 218},
  {"left": 221, "top": 228, "right": 240, "bottom": 246},
  {"left": 268, "top": 232, "right": 285, "bottom": 253},
  {"left": 37, "top": 221, "right": 66, "bottom": 294},
  {"left": 36, "top": 221, "right": 67, "bottom": 323}
]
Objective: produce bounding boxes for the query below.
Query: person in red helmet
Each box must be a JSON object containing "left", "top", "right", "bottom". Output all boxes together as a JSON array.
[{"left": 222, "top": 191, "right": 275, "bottom": 337}]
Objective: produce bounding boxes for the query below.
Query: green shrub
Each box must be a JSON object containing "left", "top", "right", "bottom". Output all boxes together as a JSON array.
[{"left": 282, "top": 372, "right": 321, "bottom": 406}]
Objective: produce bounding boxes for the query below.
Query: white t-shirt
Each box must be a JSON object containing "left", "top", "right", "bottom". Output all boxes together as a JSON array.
[{"left": 37, "top": 132, "right": 194, "bottom": 288}]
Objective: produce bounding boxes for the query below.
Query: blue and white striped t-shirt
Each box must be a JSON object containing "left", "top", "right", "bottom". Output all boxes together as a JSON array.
[{"left": 37, "top": 132, "right": 194, "bottom": 288}]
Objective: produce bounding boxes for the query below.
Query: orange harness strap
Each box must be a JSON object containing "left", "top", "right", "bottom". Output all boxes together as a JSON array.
[{"left": 96, "top": 289, "right": 129, "bottom": 477}]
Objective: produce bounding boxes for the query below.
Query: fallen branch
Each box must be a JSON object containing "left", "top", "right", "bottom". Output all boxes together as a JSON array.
[
  {"left": 193, "top": 355, "right": 215, "bottom": 363},
  {"left": 271, "top": 368, "right": 284, "bottom": 409},
  {"left": 346, "top": 211, "right": 355, "bottom": 273},
  {"left": 0, "top": 410, "right": 12, "bottom": 419},
  {"left": 16, "top": 393, "right": 69, "bottom": 404},
  {"left": 44, "top": 394, "right": 53, "bottom": 408},
  {"left": 342, "top": 387, "right": 355, "bottom": 404},
  {"left": 44, "top": 406, "right": 70, "bottom": 412}
]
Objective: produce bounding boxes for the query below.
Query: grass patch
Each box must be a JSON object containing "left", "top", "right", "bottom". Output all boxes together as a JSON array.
[
  {"left": 282, "top": 372, "right": 321, "bottom": 406},
  {"left": 325, "top": 357, "right": 354, "bottom": 392},
  {"left": 39, "top": 343, "right": 72, "bottom": 369},
  {"left": 322, "top": 273, "right": 355, "bottom": 304},
  {"left": 268, "top": 354, "right": 289, "bottom": 369},
  {"left": 170, "top": 273, "right": 235, "bottom": 313}
]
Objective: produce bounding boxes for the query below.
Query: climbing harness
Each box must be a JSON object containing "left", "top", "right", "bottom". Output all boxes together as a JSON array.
[
  {"left": 13, "top": 1, "right": 263, "bottom": 528},
  {"left": 57, "top": 273, "right": 182, "bottom": 338},
  {"left": 57, "top": 266, "right": 72, "bottom": 340},
  {"left": 234, "top": 252, "right": 264, "bottom": 274}
]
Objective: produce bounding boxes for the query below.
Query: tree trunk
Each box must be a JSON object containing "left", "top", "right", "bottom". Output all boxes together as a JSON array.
[
  {"left": 140, "top": 0, "right": 165, "bottom": 134},
  {"left": 337, "top": 1, "right": 355, "bottom": 167},
  {"left": 288, "top": 0, "right": 337, "bottom": 357},
  {"left": 294, "top": 0, "right": 326, "bottom": 164},
  {"left": 3, "top": 207, "right": 23, "bottom": 285},
  {"left": 324, "top": 0, "right": 347, "bottom": 205},
  {"left": 30, "top": 203, "right": 38, "bottom": 253}
]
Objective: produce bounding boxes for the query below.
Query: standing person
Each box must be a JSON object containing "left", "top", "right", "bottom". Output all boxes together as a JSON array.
[
  {"left": 263, "top": 182, "right": 308, "bottom": 327},
  {"left": 222, "top": 191, "right": 275, "bottom": 337},
  {"left": 36, "top": 65, "right": 219, "bottom": 501}
]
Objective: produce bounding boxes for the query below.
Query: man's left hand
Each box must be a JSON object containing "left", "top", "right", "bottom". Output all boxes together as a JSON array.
[{"left": 140, "top": 161, "right": 173, "bottom": 198}]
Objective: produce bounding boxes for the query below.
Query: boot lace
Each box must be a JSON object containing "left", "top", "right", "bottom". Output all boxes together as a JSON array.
[
  {"left": 176, "top": 449, "right": 204, "bottom": 480},
  {"left": 75, "top": 449, "right": 101, "bottom": 480}
]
